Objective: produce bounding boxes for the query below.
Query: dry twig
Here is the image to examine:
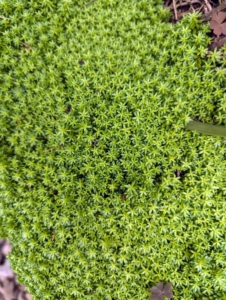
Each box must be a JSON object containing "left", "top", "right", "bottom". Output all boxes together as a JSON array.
[
  {"left": 203, "top": 0, "right": 212, "bottom": 12},
  {"left": 200, "top": 0, "right": 226, "bottom": 21},
  {"left": 82, "top": 0, "right": 96, "bottom": 7},
  {"left": 172, "top": 0, "right": 178, "bottom": 20},
  {"left": 21, "top": 42, "right": 33, "bottom": 51},
  {"left": 43, "top": 142, "right": 73, "bottom": 152}
]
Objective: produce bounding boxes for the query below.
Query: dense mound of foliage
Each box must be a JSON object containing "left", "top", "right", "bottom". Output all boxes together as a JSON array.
[{"left": 0, "top": 0, "right": 226, "bottom": 299}]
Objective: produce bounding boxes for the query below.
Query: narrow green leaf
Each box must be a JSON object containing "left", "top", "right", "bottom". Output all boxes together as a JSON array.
[{"left": 185, "top": 120, "right": 226, "bottom": 137}]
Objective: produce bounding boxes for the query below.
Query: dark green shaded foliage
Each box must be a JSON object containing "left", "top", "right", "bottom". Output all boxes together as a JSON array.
[{"left": 0, "top": 0, "right": 226, "bottom": 299}]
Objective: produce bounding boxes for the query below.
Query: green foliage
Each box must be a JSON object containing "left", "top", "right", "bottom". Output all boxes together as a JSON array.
[
  {"left": 186, "top": 120, "right": 226, "bottom": 136},
  {"left": 0, "top": 0, "right": 226, "bottom": 299}
]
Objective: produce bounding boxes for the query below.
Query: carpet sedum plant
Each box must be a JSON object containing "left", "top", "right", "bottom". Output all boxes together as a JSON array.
[{"left": 0, "top": 0, "right": 226, "bottom": 299}]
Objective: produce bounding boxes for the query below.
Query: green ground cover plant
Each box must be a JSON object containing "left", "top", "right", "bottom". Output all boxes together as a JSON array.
[{"left": 0, "top": 0, "right": 226, "bottom": 299}]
